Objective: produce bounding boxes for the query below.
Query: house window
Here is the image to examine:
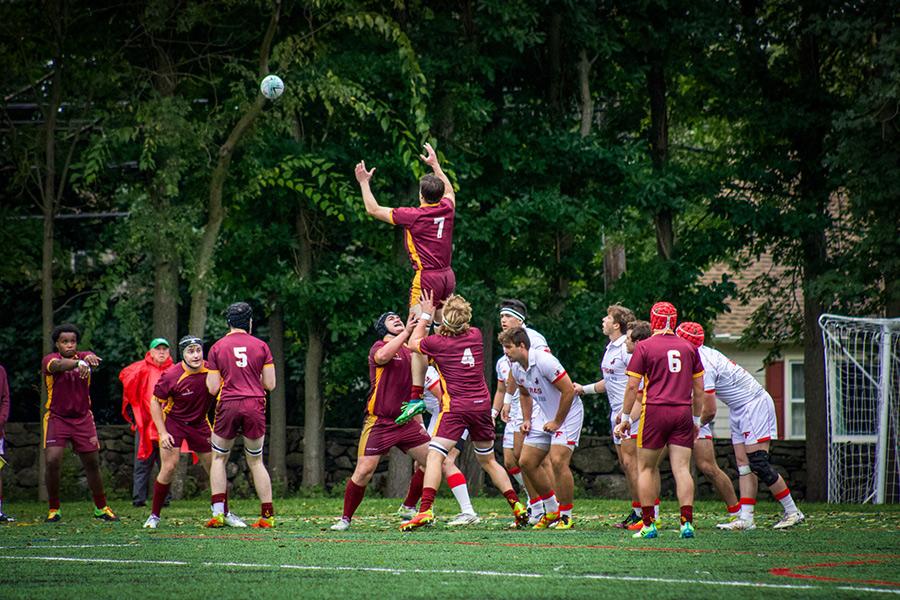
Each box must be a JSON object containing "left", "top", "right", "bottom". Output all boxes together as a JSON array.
[{"left": 785, "top": 361, "right": 805, "bottom": 439}]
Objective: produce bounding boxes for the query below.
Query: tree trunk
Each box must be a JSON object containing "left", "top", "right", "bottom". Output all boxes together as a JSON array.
[
  {"left": 578, "top": 50, "right": 594, "bottom": 138},
  {"left": 152, "top": 251, "right": 178, "bottom": 343},
  {"left": 187, "top": 3, "right": 280, "bottom": 338},
  {"left": 603, "top": 243, "right": 627, "bottom": 291},
  {"left": 38, "top": 31, "right": 64, "bottom": 502},
  {"left": 646, "top": 54, "right": 674, "bottom": 260},
  {"left": 385, "top": 447, "right": 412, "bottom": 498},
  {"left": 547, "top": 13, "right": 563, "bottom": 121},
  {"left": 268, "top": 302, "right": 288, "bottom": 490},
  {"left": 302, "top": 325, "right": 325, "bottom": 488}
]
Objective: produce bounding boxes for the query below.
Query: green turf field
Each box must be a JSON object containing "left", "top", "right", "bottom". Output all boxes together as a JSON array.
[{"left": 0, "top": 498, "right": 897, "bottom": 599}]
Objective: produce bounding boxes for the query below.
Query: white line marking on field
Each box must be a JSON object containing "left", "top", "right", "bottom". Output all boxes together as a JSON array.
[
  {"left": 0, "top": 544, "right": 134, "bottom": 550},
  {"left": 1, "top": 555, "right": 898, "bottom": 595}
]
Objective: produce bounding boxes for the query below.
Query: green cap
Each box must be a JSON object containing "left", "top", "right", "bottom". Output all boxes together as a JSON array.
[{"left": 149, "top": 337, "right": 171, "bottom": 350}]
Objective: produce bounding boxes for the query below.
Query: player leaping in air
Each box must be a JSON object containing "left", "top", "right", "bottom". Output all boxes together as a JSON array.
[{"left": 356, "top": 143, "right": 456, "bottom": 426}]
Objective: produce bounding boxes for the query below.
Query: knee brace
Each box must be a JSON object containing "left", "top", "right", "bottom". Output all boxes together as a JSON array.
[
  {"left": 244, "top": 445, "right": 263, "bottom": 457},
  {"left": 747, "top": 450, "right": 779, "bottom": 486},
  {"left": 211, "top": 441, "right": 231, "bottom": 455}
]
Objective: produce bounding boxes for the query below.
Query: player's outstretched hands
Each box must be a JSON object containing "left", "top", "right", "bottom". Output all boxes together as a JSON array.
[
  {"left": 355, "top": 161, "right": 375, "bottom": 184},
  {"left": 419, "top": 288, "right": 436, "bottom": 318},
  {"left": 613, "top": 419, "right": 631, "bottom": 440},
  {"left": 159, "top": 432, "right": 175, "bottom": 451},
  {"left": 419, "top": 142, "right": 438, "bottom": 169},
  {"left": 404, "top": 313, "right": 418, "bottom": 333}
]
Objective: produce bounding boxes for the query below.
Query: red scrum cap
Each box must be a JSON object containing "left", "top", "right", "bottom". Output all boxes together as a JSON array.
[
  {"left": 650, "top": 301, "right": 678, "bottom": 331},
  {"left": 676, "top": 322, "right": 705, "bottom": 347}
]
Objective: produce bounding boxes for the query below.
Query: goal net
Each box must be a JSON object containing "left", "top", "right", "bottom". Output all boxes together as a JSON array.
[{"left": 819, "top": 314, "right": 900, "bottom": 504}]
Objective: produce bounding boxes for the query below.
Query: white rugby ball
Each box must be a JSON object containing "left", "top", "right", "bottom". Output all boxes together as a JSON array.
[{"left": 260, "top": 75, "right": 284, "bottom": 100}]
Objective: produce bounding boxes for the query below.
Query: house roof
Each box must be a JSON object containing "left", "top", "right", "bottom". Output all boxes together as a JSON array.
[{"left": 701, "top": 252, "right": 795, "bottom": 341}]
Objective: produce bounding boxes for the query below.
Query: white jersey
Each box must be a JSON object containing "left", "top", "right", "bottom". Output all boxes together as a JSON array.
[
  {"left": 510, "top": 347, "right": 581, "bottom": 420},
  {"left": 496, "top": 326, "right": 549, "bottom": 409},
  {"left": 699, "top": 345, "right": 765, "bottom": 410},
  {"left": 423, "top": 366, "right": 441, "bottom": 415},
  {"left": 600, "top": 335, "right": 631, "bottom": 412}
]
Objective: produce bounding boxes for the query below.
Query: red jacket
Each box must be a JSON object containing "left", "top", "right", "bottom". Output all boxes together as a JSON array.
[{"left": 119, "top": 352, "right": 173, "bottom": 460}]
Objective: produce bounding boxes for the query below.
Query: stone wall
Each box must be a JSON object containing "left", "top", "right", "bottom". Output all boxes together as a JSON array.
[{"left": 0, "top": 423, "right": 807, "bottom": 501}]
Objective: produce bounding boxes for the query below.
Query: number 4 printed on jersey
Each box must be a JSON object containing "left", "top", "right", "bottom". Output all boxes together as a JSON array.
[
  {"left": 234, "top": 346, "right": 248, "bottom": 367},
  {"left": 461, "top": 347, "right": 475, "bottom": 367}
]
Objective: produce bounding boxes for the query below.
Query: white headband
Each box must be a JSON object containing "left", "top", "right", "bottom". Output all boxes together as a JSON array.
[{"left": 499, "top": 308, "right": 526, "bottom": 323}]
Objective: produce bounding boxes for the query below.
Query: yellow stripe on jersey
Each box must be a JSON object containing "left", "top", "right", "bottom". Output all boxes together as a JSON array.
[
  {"left": 367, "top": 367, "right": 384, "bottom": 416},
  {"left": 177, "top": 366, "right": 208, "bottom": 384},
  {"left": 625, "top": 370, "right": 643, "bottom": 379},
  {"left": 636, "top": 391, "right": 647, "bottom": 449},
  {"left": 357, "top": 414, "right": 377, "bottom": 457},
  {"left": 42, "top": 411, "right": 50, "bottom": 449},
  {"left": 409, "top": 270, "right": 422, "bottom": 309},
  {"left": 405, "top": 231, "right": 423, "bottom": 270},
  {"left": 435, "top": 367, "right": 452, "bottom": 413},
  {"left": 693, "top": 370, "right": 705, "bottom": 378}
]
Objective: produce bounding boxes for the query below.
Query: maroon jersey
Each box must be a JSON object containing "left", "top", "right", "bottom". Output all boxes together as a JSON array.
[
  {"left": 365, "top": 341, "right": 412, "bottom": 419},
  {"left": 417, "top": 327, "right": 489, "bottom": 412},
  {"left": 207, "top": 332, "right": 274, "bottom": 402},
  {"left": 42, "top": 351, "right": 96, "bottom": 418},
  {"left": 154, "top": 361, "right": 214, "bottom": 423},
  {"left": 626, "top": 333, "right": 703, "bottom": 406},
  {"left": 390, "top": 198, "right": 454, "bottom": 271}
]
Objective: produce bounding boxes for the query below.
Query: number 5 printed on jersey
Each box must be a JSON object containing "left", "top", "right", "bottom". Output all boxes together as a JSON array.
[{"left": 234, "top": 347, "right": 248, "bottom": 367}]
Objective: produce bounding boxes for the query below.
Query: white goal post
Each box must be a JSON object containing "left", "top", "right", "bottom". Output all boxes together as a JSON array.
[{"left": 819, "top": 314, "right": 900, "bottom": 504}]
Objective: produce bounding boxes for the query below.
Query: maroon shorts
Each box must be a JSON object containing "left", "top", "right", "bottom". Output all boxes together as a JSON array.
[
  {"left": 213, "top": 398, "right": 266, "bottom": 440},
  {"left": 637, "top": 403, "right": 694, "bottom": 450},
  {"left": 434, "top": 410, "right": 495, "bottom": 443},
  {"left": 410, "top": 267, "right": 456, "bottom": 309},
  {"left": 358, "top": 414, "right": 431, "bottom": 457},
  {"left": 166, "top": 418, "right": 212, "bottom": 453},
  {"left": 43, "top": 412, "right": 100, "bottom": 453}
]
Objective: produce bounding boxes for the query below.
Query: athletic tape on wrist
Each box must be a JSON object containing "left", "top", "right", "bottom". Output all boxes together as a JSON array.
[
  {"left": 582, "top": 383, "right": 596, "bottom": 395},
  {"left": 503, "top": 392, "right": 515, "bottom": 405}
]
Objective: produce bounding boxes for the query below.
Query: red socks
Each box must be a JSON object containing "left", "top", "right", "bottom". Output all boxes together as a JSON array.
[
  {"left": 727, "top": 502, "right": 741, "bottom": 515},
  {"left": 403, "top": 469, "right": 425, "bottom": 507},
  {"left": 49, "top": 497, "right": 61, "bottom": 510},
  {"left": 151, "top": 481, "right": 170, "bottom": 517},
  {"left": 411, "top": 385, "right": 424, "bottom": 400},
  {"left": 92, "top": 493, "right": 107, "bottom": 510},
  {"left": 641, "top": 505, "right": 654, "bottom": 526},
  {"left": 420, "top": 487, "right": 437, "bottom": 512},
  {"left": 261, "top": 502, "right": 274, "bottom": 518},
  {"left": 342, "top": 480, "right": 366, "bottom": 521},
  {"left": 502, "top": 489, "right": 520, "bottom": 507},
  {"left": 680, "top": 505, "right": 693, "bottom": 525}
]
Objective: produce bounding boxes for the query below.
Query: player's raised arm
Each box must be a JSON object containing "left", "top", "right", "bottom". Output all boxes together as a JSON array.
[
  {"left": 355, "top": 161, "right": 392, "bottom": 223},
  {"left": 374, "top": 314, "right": 416, "bottom": 364},
  {"left": 407, "top": 290, "right": 435, "bottom": 351},
  {"left": 419, "top": 143, "right": 455, "bottom": 207}
]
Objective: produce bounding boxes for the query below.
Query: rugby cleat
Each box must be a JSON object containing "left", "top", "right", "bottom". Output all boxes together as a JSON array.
[
  {"left": 533, "top": 510, "right": 561, "bottom": 529},
  {"left": 251, "top": 516, "right": 275, "bottom": 528},
  {"left": 395, "top": 399, "right": 427, "bottom": 425},
  {"left": 528, "top": 512, "right": 545, "bottom": 527},
  {"left": 632, "top": 522, "right": 658, "bottom": 539},
  {"left": 330, "top": 518, "right": 351, "bottom": 531},
  {"left": 399, "top": 509, "right": 434, "bottom": 531},
  {"left": 551, "top": 515, "right": 574, "bottom": 530},
  {"left": 512, "top": 501, "right": 530, "bottom": 528},
  {"left": 45, "top": 509, "right": 61, "bottom": 522},
  {"left": 224, "top": 512, "right": 248, "bottom": 528},
  {"left": 396, "top": 505, "right": 417, "bottom": 520},
  {"left": 615, "top": 510, "right": 641, "bottom": 529},
  {"left": 93, "top": 506, "right": 120, "bottom": 522},
  {"left": 143, "top": 515, "right": 160, "bottom": 529},
  {"left": 446, "top": 512, "right": 481, "bottom": 527},
  {"left": 679, "top": 521, "right": 695, "bottom": 539},
  {"left": 0, "top": 512, "right": 15, "bottom": 523},
  {"left": 717, "top": 518, "right": 756, "bottom": 531},
  {"left": 205, "top": 514, "right": 225, "bottom": 528},
  {"left": 628, "top": 516, "right": 661, "bottom": 531},
  {"left": 773, "top": 511, "right": 805, "bottom": 529}
]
